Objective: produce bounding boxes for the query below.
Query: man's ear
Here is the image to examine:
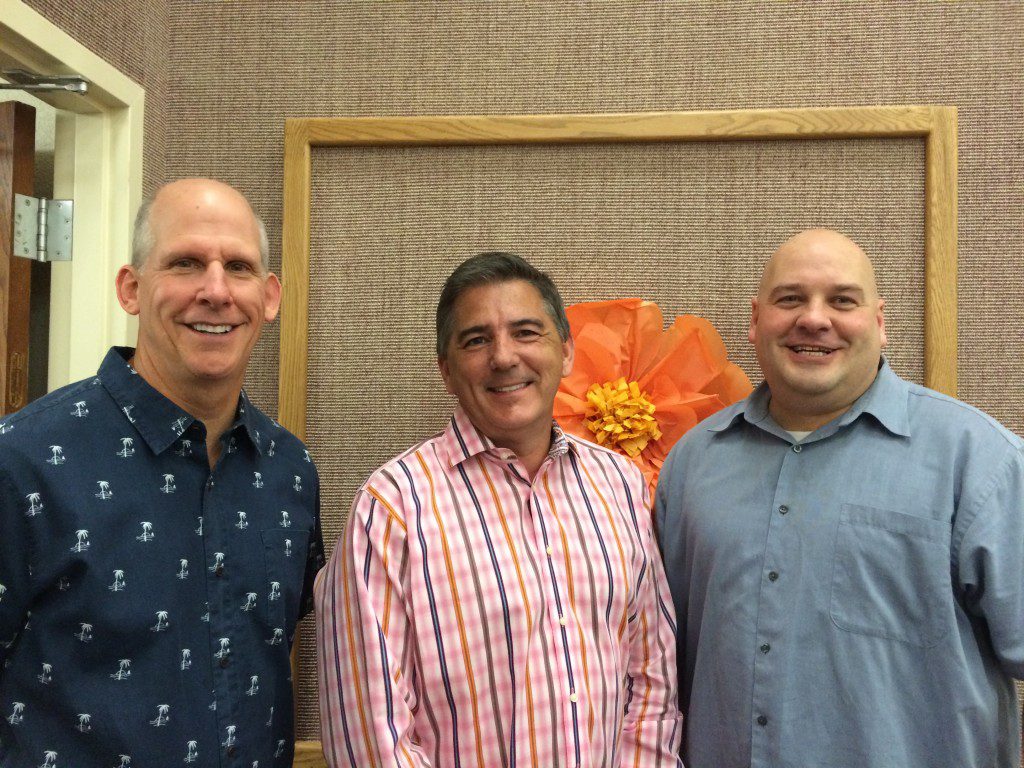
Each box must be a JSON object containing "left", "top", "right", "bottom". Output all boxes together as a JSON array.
[
  {"left": 438, "top": 356, "right": 455, "bottom": 395},
  {"left": 263, "top": 273, "right": 282, "bottom": 323},
  {"left": 561, "top": 336, "right": 574, "bottom": 378},
  {"left": 115, "top": 265, "right": 142, "bottom": 316},
  {"left": 748, "top": 297, "right": 759, "bottom": 345},
  {"left": 877, "top": 298, "right": 887, "bottom": 348}
]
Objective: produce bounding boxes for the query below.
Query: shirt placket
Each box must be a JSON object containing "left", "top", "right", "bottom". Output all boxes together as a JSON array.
[
  {"left": 749, "top": 440, "right": 804, "bottom": 767},
  {"left": 202, "top": 446, "right": 243, "bottom": 764},
  {"left": 524, "top": 460, "right": 582, "bottom": 768}
]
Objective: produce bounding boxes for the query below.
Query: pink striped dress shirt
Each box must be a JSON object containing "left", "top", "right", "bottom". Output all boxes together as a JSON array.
[{"left": 316, "top": 409, "right": 683, "bottom": 767}]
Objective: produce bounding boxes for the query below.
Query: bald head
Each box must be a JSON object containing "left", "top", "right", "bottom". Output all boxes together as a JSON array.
[
  {"left": 758, "top": 229, "right": 880, "bottom": 301},
  {"left": 749, "top": 228, "right": 887, "bottom": 431},
  {"left": 132, "top": 179, "right": 270, "bottom": 272}
]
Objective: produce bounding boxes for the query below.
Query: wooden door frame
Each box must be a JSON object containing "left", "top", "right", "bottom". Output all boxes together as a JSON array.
[
  {"left": 0, "top": 0, "right": 144, "bottom": 390},
  {"left": 0, "top": 100, "right": 34, "bottom": 414}
]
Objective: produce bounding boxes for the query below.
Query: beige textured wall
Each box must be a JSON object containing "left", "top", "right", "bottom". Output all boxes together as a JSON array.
[
  {"left": 20, "top": 0, "right": 1024, "bottom": 745},
  {"left": 162, "top": 1, "right": 1023, "bottom": 739},
  {"left": 161, "top": 1, "right": 1024, "bottom": 430}
]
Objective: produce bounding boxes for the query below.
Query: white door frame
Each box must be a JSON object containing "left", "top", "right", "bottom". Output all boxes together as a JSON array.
[{"left": 0, "top": 0, "right": 143, "bottom": 389}]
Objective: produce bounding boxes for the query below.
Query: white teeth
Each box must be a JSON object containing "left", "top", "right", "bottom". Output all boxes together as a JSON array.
[
  {"left": 493, "top": 383, "right": 528, "bottom": 393},
  {"left": 792, "top": 346, "right": 831, "bottom": 356},
  {"left": 192, "top": 323, "right": 232, "bottom": 334}
]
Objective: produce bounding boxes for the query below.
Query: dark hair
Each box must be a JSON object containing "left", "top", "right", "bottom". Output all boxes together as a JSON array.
[{"left": 436, "top": 252, "right": 570, "bottom": 357}]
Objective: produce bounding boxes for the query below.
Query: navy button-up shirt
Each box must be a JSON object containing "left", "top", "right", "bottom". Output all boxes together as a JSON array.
[
  {"left": 656, "top": 361, "right": 1024, "bottom": 768},
  {"left": 0, "top": 347, "right": 324, "bottom": 767}
]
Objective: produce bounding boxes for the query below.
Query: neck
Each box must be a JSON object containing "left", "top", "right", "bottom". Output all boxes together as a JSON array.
[
  {"left": 768, "top": 400, "right": 848, "bottom": 432},
  {"left": 491, "top": 425, "right": 553, "bottom": 480},
  {"left": 130, "top": 352, "right": 240, "bottom": 467},
  {"left": 518, "top": 444, "right": 550, "bottom": 480}
]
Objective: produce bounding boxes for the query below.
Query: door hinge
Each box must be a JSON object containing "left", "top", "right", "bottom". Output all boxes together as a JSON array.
[{"left": 12, "top": 194, "right": 74, "bottom": 262}]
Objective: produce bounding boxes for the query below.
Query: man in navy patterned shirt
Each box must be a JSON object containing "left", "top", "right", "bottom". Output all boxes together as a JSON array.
[{"left": 0, "top": 179, "right": 324, "bottom": 766}]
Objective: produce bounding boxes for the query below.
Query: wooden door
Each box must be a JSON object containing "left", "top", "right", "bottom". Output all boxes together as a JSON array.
[{"left": 0, "top": 100, "right": 34, "bottom": 416}]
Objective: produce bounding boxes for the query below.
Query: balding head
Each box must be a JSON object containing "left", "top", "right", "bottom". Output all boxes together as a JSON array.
[
  {"left": 749, "top": 228, "right": 887, "bottom": 431},
  {"left": 758, "top": 229, "right": 879, "bottom": 301},
  {"left": 114, "top": 177, "right": 282, "bottom": 410},
  {"left": 132, "top": 179, "right": 270, "bottom": 272}
]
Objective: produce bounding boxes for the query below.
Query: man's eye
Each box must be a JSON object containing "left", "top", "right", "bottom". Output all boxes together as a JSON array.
[
  {"left": 776, "top": 295, "right": 802, "bottom": 306},
  {"left": 833, "top": 296, "right": 857, "bottom": 307},
  {"left": 462, "top": 337, "right": 486, "bottom": 348},
  {"left": 227, "top": 261, "right": 254, "bottom": 273},
  {"left": 514, "top": 329, "right": 540, "bottom": 339},
  {"left": 172, "top": 258, "right": 198, "bottom": 269}
]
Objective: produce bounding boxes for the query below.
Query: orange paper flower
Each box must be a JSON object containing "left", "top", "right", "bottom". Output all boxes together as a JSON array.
[{"left": 554, "top": 298, "right": 752, "bottom": 495}]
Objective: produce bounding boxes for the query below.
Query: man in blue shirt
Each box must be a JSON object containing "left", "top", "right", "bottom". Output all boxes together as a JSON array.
[
  {"left": 0, "top": 179, "right": 324, "bottom": 766},
  {"left": 656, "top": 229, "right": 1024, "bottom": 767}
]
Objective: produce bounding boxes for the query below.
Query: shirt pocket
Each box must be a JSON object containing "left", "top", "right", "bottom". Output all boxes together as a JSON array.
[
  {"left": 829, "top": 503, "right": 951, "bottom": 648},
  {"left": 260, "top": 529, "right": 310, "bottom": 641}
]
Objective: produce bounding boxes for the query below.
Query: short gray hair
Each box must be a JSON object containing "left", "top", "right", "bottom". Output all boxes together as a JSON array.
[
  {"left": 130, "top": 195, "right": 270, "bottom": 272},
  {"left": 436, "top": 252, "right": 570, "bottom": 358}
]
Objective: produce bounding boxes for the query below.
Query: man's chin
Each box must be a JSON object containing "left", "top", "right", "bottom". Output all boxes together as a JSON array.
[{"left": 182, "top": 356, "right": 248, "bottom": 384}]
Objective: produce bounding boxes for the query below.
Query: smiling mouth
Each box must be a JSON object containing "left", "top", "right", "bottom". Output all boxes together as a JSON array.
[
  {"left": 189, "top": 323, "right": 235, "bottom": 335},
  {"left": 788, "top": 345, "right": 836, "bottom": 357},
  {"left": 489, "top": 382, "right": 531, "bottom": 393}
]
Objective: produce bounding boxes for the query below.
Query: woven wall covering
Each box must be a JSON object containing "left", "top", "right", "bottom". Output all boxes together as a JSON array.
[
  {"left": 28, "top": 0, "right": 1024, "bottom": 748},
  {"left": 23, "top": 0, "right": 168, "bottom": 195},
  {"left": 305, "top": 135, "right": 926, "bottom": 548},
  {"left": 301, "top": 135, "right": 930, "bottom": 735},
  {"left": 159, "top": 0, "right": 1022, "bottom": 742}
]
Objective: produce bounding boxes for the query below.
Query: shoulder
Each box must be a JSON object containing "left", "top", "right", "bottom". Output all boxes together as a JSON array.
[
  {"left": 0, "top": 376, "right": 103, "bottom": 429},
  {"left": 244, "top": 399, "right": 319, "bottom": 474},
  {"left": 0, "top": 376, "right": 106, "bottom": 460},
  {"left": 363, "top": 432, "right": 445, "bottom": 489},
  {"left": 904, "top": 381, "right": 1022, "bottom": 451},
  {"left": 565, "top": 433, "right": 645, "bottom": 484},
  {"left": 674, "top": 398, "right": 749, "bottom": 455}
]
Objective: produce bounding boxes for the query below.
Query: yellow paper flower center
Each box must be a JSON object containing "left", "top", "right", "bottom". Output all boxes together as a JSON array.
[{"left": 584, "top": 377, "right": 662, "bottom": 458}]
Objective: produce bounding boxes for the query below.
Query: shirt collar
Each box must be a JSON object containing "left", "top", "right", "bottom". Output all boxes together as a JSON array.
[
  {"left": 98, "top": 347, "right": 264, "bottom": 456},
  {"left": 710, "top": 358, "right": 910, "bottom": 439},
  {"left": 439, "top": 406, "right": 574, "bottom": 468}
]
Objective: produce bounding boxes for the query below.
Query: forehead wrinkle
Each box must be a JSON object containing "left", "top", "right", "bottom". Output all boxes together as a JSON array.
[{"left": 758, "top": 234, "right": 880, "bottom": 302}]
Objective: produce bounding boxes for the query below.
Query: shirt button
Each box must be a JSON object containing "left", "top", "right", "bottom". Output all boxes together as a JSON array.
[
  {"left": 546, "top": 546, "right": 553, "bottom": 556},
  {"left": 558, "top": 615, "right": 566, "bottom": 626},
  {"left": 760, "top": 643, "right": 771, "bottom": 654},
  {"left": 757, "top": 714, "right": 768, "bottom": 726},
  {"left": 569, "top": 692, "right": 578, "bottom": 703},
  {"left": 778, "top": 505, "right": 789, "bottom": 515},
  {"left": 792, "top": 444, "right": 802, "bottom": 453},
  {"left": 219, "top": 657, "right": 229, "bottom": 668},
  {"left": 768, "top": 571, "right": 779, "bottom": 582}
]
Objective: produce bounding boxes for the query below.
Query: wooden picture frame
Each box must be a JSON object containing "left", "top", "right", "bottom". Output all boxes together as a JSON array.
[{"left": 280, "top": 105, "right": 958, "bottom": 765}]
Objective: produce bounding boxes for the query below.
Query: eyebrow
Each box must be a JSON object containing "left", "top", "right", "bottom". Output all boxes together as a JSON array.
[
  {"left": 455, "top": 317, "right": 547, "bottom": 344},
  {"left": 769, "top": 283, "right": 866, "bottom": 297}
]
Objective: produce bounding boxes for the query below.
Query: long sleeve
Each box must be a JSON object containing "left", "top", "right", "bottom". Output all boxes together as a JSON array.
[
  {"left": 299, "top": 479, "right": 326, "bottom": 620},
  {"left": 956, "top": 443, "right": 1024, "bottom": 679},
  {"left": 619, "top": 482, "right": 685, "bottom": 768},
  {"left": 315, "top": 485, "right": 431, "bottom": 768},
  {"left": 0, "top": 470, "right": 31, "bottom": 676}
]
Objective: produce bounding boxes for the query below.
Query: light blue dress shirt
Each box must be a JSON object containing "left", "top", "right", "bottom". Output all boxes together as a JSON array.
[{"left": 656, "top": 361, "right": 1024, "bottom": 768}]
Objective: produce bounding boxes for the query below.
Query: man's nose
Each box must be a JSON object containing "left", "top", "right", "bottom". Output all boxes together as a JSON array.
[
  {"left": 795, "top": 298, "right": 831, "bottom": 332},
  {"left": 489, "top": 334, "right": 519, "bottom": 369},
  {"left": 197, "top": 263, "right": 232, "bottom": 304}
]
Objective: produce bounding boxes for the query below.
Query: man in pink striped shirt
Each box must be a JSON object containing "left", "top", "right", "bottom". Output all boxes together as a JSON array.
[{"left": 316, "top": 252, "right": 683, "bottom": 767}]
